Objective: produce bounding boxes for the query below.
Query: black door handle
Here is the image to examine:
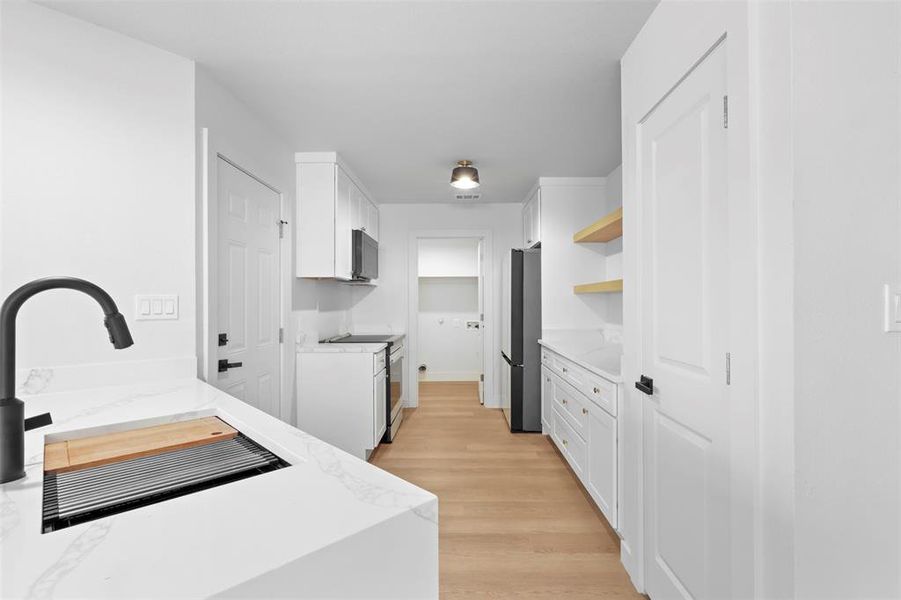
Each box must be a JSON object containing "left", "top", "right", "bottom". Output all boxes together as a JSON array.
[
  {"left": 218, "top": 359, "right": 243, "bottom": 373},
  {"left": 635, "top": 375, "right": 654, "bottom": 395}
]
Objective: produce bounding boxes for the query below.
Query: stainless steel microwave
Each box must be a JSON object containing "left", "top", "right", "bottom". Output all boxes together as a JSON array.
[{"left": 352, "top": 229, "right": 378, "bottom": 281}]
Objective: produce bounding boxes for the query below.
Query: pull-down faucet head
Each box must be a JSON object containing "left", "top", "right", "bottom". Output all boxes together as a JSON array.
[{"left": 0, "top": 277, "right": 133, "bottom": 483}]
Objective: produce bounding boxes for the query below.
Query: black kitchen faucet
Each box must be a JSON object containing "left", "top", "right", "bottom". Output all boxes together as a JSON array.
[{"left": 0, "top": 277, "right": 133, "bottom": 484}]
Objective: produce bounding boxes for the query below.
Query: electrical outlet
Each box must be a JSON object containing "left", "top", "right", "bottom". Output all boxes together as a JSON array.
[
  {"left": 884, "top": 284, "right": 901, "bottom": 333},
  {"left": 135, "top": 294, "right": 179, "bottom": 321}
]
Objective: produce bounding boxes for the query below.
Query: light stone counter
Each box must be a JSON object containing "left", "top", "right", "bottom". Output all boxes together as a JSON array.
[{"left": 0, "top": 378, "right": 437, "bottom": 599}]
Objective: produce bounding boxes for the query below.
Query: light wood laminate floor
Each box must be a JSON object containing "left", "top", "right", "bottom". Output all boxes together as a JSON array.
[{"left": 370, "top": 381, "right": 643, "bottom": 599}]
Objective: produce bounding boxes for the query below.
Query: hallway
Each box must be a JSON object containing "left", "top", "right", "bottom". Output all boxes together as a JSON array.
[{"left": 371, "top": 382, "right": 641, "bottom": 599}]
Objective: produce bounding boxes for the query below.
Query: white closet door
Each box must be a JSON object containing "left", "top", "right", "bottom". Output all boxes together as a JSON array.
[
  {"left": 639, "top": 42, "right": 730, "bottom": 600},
  {"left": 216, "top": 158, "right": 281, "bottom": 418}
]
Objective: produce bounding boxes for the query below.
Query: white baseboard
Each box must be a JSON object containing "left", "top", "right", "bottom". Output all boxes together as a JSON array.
[
  {"left": 418, "top": 371, "right": 480, "bottom": 382},
  {"left": 17, "top": 356, "right": 197, "bottom": 396}
]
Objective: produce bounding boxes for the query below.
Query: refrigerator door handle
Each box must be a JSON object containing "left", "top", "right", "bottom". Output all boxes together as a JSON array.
[{"left": 501, "top": 351, "right": 523, "bottom": 368}]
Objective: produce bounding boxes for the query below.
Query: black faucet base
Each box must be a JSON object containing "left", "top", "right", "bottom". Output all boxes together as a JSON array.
[{"left": 0, "top": 397, "right": 25, "bottom": 484}]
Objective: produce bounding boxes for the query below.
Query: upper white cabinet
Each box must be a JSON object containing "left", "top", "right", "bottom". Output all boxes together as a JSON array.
[
  {"left": 296, "top": 152, "right": 379, "bottom": 279},
  {"left": 522, "top": 186, "right": 541, "bottom": 248}
]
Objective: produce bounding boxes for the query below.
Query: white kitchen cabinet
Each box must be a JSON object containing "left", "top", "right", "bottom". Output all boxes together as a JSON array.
[
  {"left": 522, "top": 186, "right": 541, "bottom": 248},
  {"left": 296, "top": 152, "right": 380, "bottom": 280},
  {"left": 587, "top": 401, "right": 617, "bottom": 527},
  {"left": 296, "top": 346, "right": 388, "bottom": 460},
  {"left": 541, "top": 344, "right": 620, "bottom": 532},
  {"left": 334, "top": 166, "right": 354, "bottom": 280},
  {"left": 541, "top": 365, "right": 553, "bottom": 433},
  {"left": 365, "top": 198, "right": 379, "bottom": 241},
  {"left": 374, "top": 367, "right": 387, "bottom": 445}
]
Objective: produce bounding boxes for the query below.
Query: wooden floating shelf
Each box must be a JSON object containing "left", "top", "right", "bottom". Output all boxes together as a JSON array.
[
  {"left": 573, "top": 279, "right": 623, "bottom": 294},
  {"left": 573, "top": 207, "right": 623, "bottom": 243}
]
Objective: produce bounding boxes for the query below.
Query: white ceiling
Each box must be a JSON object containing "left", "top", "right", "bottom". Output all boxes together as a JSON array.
[{"left": 41, "top": 1, "right": 656, "bottom": 204}]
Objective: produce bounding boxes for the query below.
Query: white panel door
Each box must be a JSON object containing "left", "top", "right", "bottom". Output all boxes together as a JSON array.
[
  {"left": 217, "top": 158, "right": 281, "bottom": 418},
  {"left": 639, "top": 43, "right": 729, "bottom": 600}
]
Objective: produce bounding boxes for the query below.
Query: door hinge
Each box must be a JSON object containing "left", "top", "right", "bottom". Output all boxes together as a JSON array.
[
  {"left": 726, "top": 352, "right": 731, "bottom": 385},
  {"left": 277, "top": 219, "right": 288, "bottom": 239},
  {"left": 279, "top": 327, "right": 284, "bottom": 343},
  {"left": 480, "top": 373, "right": 484, "bottom": 382},
  {"left": 723, "top": 95, "right": 729, "bottom": 129}
]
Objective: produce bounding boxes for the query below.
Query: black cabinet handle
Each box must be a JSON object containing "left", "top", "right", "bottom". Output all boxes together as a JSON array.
[
  {"left": 218, "top": 359, "right": 243, "bottom": 373},
  {"left": 635, "top": 375, "right": 654, "bottom": 395}
]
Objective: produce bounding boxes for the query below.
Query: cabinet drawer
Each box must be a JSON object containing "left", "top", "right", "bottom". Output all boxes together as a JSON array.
[
  {"left": 551, "top": 373, "right": 589, "bottom": 440},
  {"left": 580, "top": 371, "right": 617, "bottom": 417},
  {"left": 541, "top": 347, "right": 552, "bottom": 366},
  {"left": 374, "top": 350, "right": 386, "bottom": 375},
  {"left": 548, "top": 353, "right": 569, "bottom": 379},
  {"left": 553, "top": 409, "right": 586, "bottom": 478}
]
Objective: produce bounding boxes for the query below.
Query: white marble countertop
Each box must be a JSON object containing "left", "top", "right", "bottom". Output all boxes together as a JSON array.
[
  {"left": 538, "top": 333, "right": 623, "bottom": 383},
  {"left": 0, "top": 378, "right": 437, "bottom": 599},
  {"left": 296, "top": 342, "right": 387, "bottom": 353}
]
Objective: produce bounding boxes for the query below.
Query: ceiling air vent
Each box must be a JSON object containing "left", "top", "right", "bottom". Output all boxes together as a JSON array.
[{"left": 453, "top": 191, "right": 482, "bottom": 202}]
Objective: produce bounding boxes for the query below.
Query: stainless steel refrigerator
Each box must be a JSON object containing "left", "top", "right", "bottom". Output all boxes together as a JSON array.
[{"left": 500, "top": 248, "right": 542, "bottom": 432}]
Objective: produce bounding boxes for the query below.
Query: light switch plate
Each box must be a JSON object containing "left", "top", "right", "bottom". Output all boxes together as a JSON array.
[
  {"left": 135, "top": 294, "right": 179, "bottom": 321},
  {"left": 884, "top": 284, "right": 901, "bottom": 332}
]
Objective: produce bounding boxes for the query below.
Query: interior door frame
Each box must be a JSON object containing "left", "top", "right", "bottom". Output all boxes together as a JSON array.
[
  {"left": 199, "top": 128, "right": 289, "bottom": 419},
  {"left": 407, "top": 229, "right": 493, "bottom": 409},
  {"left": 621, "top": 3, "right": 758, "bottom": 597}
]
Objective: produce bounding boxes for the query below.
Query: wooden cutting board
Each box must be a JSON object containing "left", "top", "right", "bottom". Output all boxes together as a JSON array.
[{"left": 44, "top": 416, "right": 237, "bottom": 474}]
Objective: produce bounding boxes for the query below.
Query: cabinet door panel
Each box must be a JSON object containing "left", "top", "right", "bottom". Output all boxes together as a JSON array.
[
  {"left": 541, "top": 365, "right": 553, "bottom": 432},
  {"left": 350, "top": 183, "right": 364, "bottom": 231},
  {"left": 531, "top": 189, "right": 541, "bottom": 246},
  {"left": 523, "top": 203, "right": 532, "bottom": 247},
  {"left": 368, "top": 201, "right": 379, "bottom": 241},
  {"left": 374, "top": 369, "right": 387, "bottom": 446},
  {"left": 588, "top": 404, "right": 617, "bottom": 528},
  {"left": 334, "top": 167, "right": 353, "bottom": 279}
]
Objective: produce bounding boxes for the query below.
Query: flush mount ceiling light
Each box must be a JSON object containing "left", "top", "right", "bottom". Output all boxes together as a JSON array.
[{"left": 450, "top": 160, "right": 480, "bottom": 190}]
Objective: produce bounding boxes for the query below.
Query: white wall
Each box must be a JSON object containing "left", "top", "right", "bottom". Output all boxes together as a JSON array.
[
  {"left": 194, "top": 68, "right": 354, "bottom": 424},
  {"left": 603, "top": 165, "right": 623, "bottom": 326},
  {"left": 418, "top": 238, "right": 479, "bottom": 277},
  {"left": 537, "top": 178, "right": 610, "bottom": 331},
  {"left": 787, "top": 3, "right": 900, "bottom": 597},
  {"left": 1, "top": 2, "right": 196, "bottom": 391},
  {"left": 417, "top": 277, "right": 481, "bottom": 381},
  {"left": 351, "top": 203, "right": 522, "bottom": 406}
]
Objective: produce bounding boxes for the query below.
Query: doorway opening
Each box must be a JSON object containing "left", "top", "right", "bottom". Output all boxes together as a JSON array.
[{"left": 416, "top": 237, "right": 485, "bottom": 405}]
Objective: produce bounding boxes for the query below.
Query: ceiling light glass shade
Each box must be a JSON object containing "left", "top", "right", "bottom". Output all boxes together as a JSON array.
[{"left": 450, "top": 160, "right": 480, "bottom": 189}]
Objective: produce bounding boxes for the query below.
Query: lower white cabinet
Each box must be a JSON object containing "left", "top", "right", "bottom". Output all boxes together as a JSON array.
[
  {"left": 374, "top": 367, "right": 387, "bottom": 443},
  {"left": 587, "top": 401, "right": 617, "bottom": 525},
  {"left": 541, "top": 345, "right": 620, "bottom": 530},
  {"left": 297, "top": 347, "right": 387, "bottom": 460},
  {"left": 541, "top": 365, "right": 553, "bottom": 432}
]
